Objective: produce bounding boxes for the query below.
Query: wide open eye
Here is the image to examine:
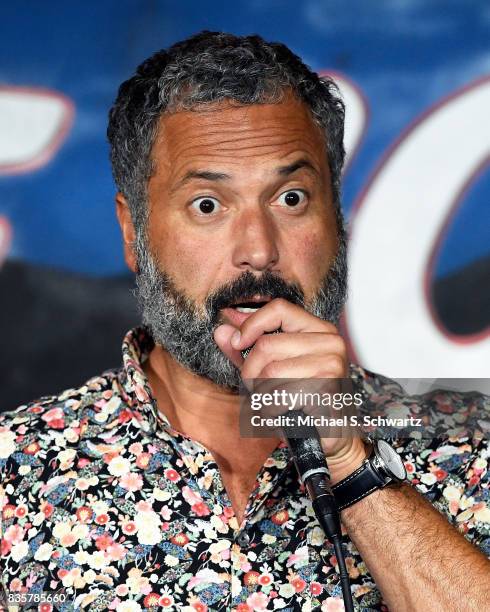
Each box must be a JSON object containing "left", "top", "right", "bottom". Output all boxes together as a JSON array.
[
  {"left": 190, "top": 196, "right": 222, "bottom": 215},
  {"left": 277, "top": 189, "right": 307, "bottom": 208}
]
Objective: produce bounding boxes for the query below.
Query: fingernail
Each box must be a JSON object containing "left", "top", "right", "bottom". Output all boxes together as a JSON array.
[{"left": 231, "top": 330, "right": 241, "bottom": 348}]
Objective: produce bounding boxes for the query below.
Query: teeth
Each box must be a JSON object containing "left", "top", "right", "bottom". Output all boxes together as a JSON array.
[{"left": 236, "top": 306, "right": 260, "bottom": 313}]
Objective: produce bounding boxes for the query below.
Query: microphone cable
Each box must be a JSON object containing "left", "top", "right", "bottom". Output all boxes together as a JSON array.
[{"left": 284, "top": 421, "right": 354, "bottom": 612}]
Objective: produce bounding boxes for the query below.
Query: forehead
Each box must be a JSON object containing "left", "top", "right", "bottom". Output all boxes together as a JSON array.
[{"left": 150, "top": 95, "right": 328, "bottom": 180}]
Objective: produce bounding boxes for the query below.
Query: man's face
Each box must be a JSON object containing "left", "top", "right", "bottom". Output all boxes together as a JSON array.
[{"left": 127, "top": 94, "right": 347, "bottom": 390}]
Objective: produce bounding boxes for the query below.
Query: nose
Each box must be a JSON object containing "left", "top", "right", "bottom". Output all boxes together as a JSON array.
[{"left": 231, "top": 207, "right": 279, "bottom": 272}]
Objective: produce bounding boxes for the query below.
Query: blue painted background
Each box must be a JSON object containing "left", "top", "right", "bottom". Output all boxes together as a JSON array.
[{"left": 1, "top": 0, "right": 489, "bottom": 277}]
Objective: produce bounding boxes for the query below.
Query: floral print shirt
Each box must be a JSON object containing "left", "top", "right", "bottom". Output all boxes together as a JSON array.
[{"left": 0, "top": 326, "right": 489, "bottom": 612}]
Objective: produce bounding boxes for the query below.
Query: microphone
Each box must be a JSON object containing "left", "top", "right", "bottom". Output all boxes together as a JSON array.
[
  {"left": 282, "top": 413, "right": 342, "bottom": 541},
  {"left": 240, "top": 329, "right": 354, "bottom": 612},
  {"left": 240, "top": 330, "right": 341, "bottom": 541}
]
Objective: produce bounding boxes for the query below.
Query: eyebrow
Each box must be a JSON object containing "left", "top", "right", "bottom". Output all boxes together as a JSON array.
[
  {"left": 171, "top": 157, "right": 319, "bottom": 193},
  {"left": 276, "top": 158, "right": 320, "bottom": 177}
]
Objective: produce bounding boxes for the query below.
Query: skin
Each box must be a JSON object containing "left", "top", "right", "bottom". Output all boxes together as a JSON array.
[{"left": 116, "top": 94, "right": 490, "bottom": 609}]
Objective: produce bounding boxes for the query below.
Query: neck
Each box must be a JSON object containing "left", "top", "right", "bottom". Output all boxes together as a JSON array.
[
  {"left": 143, "top": 344, "right": 281, "bottom": 524},
  {"left": 143, "top": 345, "right": 278, "bottom": 452},
  {"left": 144, "top": 344, "right": 240, "bottom": 430}
]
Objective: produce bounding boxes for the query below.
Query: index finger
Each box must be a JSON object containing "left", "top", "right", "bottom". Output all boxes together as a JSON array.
[{"left": 232, "top": 298, "right": 338, "bottom": 351}]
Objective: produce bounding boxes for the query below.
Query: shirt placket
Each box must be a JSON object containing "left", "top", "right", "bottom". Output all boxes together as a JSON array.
[
  {"left": 155, "top": 419, "right": 239, "bottom": 609},
  {"left": 230, "top": 445, "right": 294, "bottom": 610}
]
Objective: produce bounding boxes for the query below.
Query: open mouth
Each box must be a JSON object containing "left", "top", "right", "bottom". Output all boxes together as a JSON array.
[
  {"left": 231, "top": 301, "right": 268, "bottom": 313},
  {"left": 226, "top": 295, "right": 272, "bottom": 313}
]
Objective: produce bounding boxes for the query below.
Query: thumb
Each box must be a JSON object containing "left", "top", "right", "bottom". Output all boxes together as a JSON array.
[{"left": 213, "top": 324, "right": 244, "bottom": 369}]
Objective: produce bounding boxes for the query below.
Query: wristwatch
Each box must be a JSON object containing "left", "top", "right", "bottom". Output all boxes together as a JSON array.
[{"left": 332, "top": 439, "right": 407, "bottom": 511}]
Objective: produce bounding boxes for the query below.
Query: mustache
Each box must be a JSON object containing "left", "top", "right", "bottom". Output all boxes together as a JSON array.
[{"left": 206, "top": 270, "right": 305, "bottom": 323}]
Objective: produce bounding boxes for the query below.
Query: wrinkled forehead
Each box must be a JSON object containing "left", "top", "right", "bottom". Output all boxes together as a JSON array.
[{"left": 149, "top": 96, "right": 329, "bottom": 181}]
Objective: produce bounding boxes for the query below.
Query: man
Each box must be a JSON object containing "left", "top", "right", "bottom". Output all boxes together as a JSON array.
[{"left": 1, "top": 31, "right": 489, "bottom": 611}]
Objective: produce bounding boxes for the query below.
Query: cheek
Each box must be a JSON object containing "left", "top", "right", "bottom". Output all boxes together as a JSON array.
[
  {"left": 153, "top": 229, "right": 223, "bottom": 298},
  {"left": 291, "top": 228, "right": 337, "bottom": 274},
  {"left": 286, "top": 226, "right": 339, "bottom": 302}
]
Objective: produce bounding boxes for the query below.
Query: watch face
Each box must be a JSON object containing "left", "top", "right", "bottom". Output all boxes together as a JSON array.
[{"left": 376, "top": 440, "right": 406, "bottom": 480}]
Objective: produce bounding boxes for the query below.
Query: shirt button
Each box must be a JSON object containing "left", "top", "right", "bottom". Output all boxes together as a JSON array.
[{"left": 237, "top": 531, "right": 250, "bottom": 547}]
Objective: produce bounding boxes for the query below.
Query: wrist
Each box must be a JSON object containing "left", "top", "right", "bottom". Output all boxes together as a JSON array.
[{"left": 325, "top": 438, "right": 371, "bottom": 486}]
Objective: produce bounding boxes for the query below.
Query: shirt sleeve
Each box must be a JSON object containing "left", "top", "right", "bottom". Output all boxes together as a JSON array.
[{"left": 401, "top": 435, "right": 490, "bottom": 559}]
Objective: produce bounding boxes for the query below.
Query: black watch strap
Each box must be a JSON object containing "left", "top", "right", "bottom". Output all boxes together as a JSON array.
[{"left": 331, "top": 457, "right": 386, "bottom": 511}]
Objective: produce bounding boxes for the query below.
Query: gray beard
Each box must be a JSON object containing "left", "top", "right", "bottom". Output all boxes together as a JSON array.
[{"left": 134, "top": 231, "right": 348, "bottom": 392}]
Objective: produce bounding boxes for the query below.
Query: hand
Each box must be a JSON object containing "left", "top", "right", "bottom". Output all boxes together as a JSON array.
[{"left": 214, "top": 298, "right": 369, "bottom": 476}]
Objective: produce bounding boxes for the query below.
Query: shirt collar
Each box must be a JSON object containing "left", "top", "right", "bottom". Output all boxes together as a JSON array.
[
  {"left": 119, "top": 326, "right": 294, "bottom": 513},
  {"left": 120, "top": 325, "right": 160, "bottom": 434}
]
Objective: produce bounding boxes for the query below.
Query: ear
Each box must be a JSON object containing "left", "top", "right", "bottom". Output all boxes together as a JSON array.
[{"left": 115, "top": 193, "right": 138, "bottom": 273}]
